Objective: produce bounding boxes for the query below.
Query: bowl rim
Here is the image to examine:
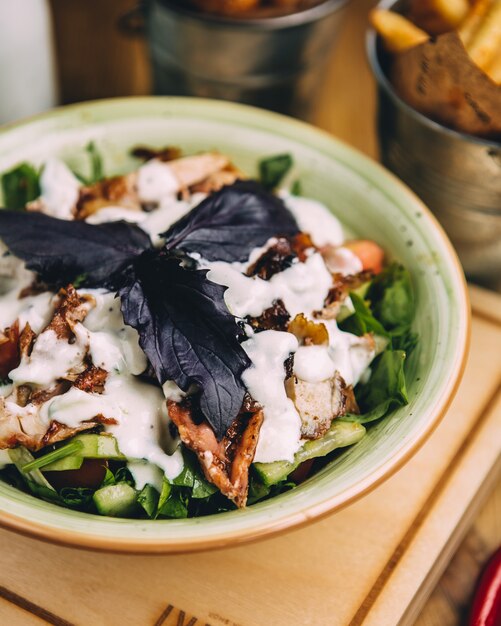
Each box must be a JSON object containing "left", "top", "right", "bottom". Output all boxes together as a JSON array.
[
  {"left": 147, "top": 0, "right": 350, "bottom": 30},
  {"left": 0, "top": 96, "right": 470, "bottom": 554},
  {"left": 367, "top": 0, "right": 501, "bottom": 150}
]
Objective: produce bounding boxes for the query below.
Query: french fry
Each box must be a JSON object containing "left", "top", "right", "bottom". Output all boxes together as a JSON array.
[
  {"left": 467, "top": 1, "right": 501, "bottom": 71},
  {"left": 409, "top": 0, "right": 470, "bottom": 34},
  {"left": 485, "top": 50, "right": 501, "bottom": 83},
  {"left": 370, "top": 9, "right": 429, "bottom": 53},
  {"left": 459, "top": 0, "right": 494, "bottom": 46}
]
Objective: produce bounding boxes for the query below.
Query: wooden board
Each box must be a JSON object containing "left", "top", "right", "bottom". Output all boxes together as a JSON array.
[
  {"left": 416, "top": 479, "right": 501, "bottom": 626},
  {"left": 0, "top": 285, "right": 499, "bottom": 626}
]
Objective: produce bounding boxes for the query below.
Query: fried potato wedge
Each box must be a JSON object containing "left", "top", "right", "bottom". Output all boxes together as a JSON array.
[
  {"left": 467, "top": 1, "right": 501, "bottom": 71},
  {"left": 370, "top": 9, "right": 429, "bottom": 53},
  {"left": 409, "top": 0, "right": 469, "bottom": 34}
]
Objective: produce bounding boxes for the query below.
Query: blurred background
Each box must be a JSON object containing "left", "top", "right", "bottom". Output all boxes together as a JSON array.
[{"left": 1, "top": 0, "right": 377, "bottom": 157}]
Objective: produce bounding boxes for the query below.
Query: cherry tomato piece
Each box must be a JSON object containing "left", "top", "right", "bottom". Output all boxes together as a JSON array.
[{"left": 345, "top": 240, "right": 385, "bottom": 275}]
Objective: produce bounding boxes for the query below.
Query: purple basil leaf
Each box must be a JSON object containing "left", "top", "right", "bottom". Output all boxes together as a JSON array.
[
  {"left": 0, "top": 210, "right": 152, "bottom": 287},
  {"left": 162, "top": 180, "right": 299, "bottom": 262},
  {"left": 119, "top": 252, "right": 251, "bottom": 439}
]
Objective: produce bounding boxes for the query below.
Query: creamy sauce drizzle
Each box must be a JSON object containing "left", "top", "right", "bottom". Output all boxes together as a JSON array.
[
  {"left": 242, "top": 330, "right": 300, "bottom": 463},
  {"left": 38, "top": 159, "right": 81, "bottom": 220}
]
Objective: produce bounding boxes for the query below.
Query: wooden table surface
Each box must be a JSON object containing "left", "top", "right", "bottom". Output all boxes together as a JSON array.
[{"left": 12, "top": 0, "right": 501, "bottom": 624}]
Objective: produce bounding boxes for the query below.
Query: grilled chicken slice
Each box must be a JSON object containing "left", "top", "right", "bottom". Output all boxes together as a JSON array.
[
  {"left": 189, "top": 165, "right": 243, "bottom": 194},
  {"left": 26, "top": 152, "right": 231, "bottom": 219},
  {"left": 285, "top": 371, "right": 359, "bottom": 440},
  {"left": 45, "top": 285, "right": 95, "bottom": 341},
  {"left": 0, "top": 286, "right": 106, "bottom": 450},
  {"left": 168, "top": 399, "right": 264, "bottom": 508},
  {"left": 76, "top": 152, "right": 231, "bottom": 219},
  {"left": 246, "top": 233, "right": 315, "bottom": 281},
  {"left": 247, "top": 299, "right": 291, "bottom": 332},
  {"left": 0, "top": 395, "right": 107, "bottom": 451},
  {"left": 314, "top": 271, "right": 373, "bottom": 320}
]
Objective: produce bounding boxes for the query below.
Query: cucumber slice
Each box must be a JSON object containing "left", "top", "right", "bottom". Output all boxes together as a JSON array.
[
  {"left": 93, "top": 484, "right": 138, "bottom": 517},
  {"left": 42, "top": 456, "right": 84, "bottom": 472},
  {"left": 254, "top": 421, "right": 366, "bottom": 486},
  {"left": 41, "top": 435, "right": 124, "bottom": 472},
  {"left": 72, "top": 434, "right": 124, "bottom": 459}
]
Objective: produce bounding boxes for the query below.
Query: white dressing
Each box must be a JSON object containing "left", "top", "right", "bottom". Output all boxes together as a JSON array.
[
  {"left": 86, "top": 207, "right": 147, "bottom": 225},
  {"left": 280, "top": 192, "right": 345, "bottom": 247},
  {"left": 293, "top": 345, "right": 336, "bottom": 383},
  {"left": 136, "top": 159, "right": 179, "bottom": 203},
  {"left": 38, "top": 158, "right": 80, "bottom": 220},
  {"left": 324, "top": 320, "right": 376, "bottom": 387},
  {"left": 9, "top": 327, "right": 88, "bottom": 388},
  {"left": 242, "top": 330, "right": 301, "bottom": 463},
  {"left": 128, "top": 460, "right": 164, "bottom": 492},
  {"left": 83, "top": 290, "right": 147, "bottom": 375},
  {"left": 208, "top": 252, "right": 332, "bottom": 319},
  {"left": 42, "top": 373, "right": 183, "bottom": 481}
]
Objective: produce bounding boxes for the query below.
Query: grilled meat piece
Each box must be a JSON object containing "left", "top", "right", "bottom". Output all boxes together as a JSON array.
[
  {"left": 73, "top": 365, "right": 107, "bottom": 394},
  {"left": 0, "top": 395, "right": 105, "bottom": 451},
  {"left": 46, "top": 285, "right": 95, "bottom": 341},
  {"left": 168, "top": 399, "right": 264, "bottom": 507},
  {"left": 314, "top": 271, "right": 373, "bottom": 320},
  {"left": 247, "top": 299, "right": 290, "bottom": 332},
  {"left": 131, "top": 145, "right": 182, "bottom": 163},
  {"left": 246, "top": 233, "right": 314, "bottom": 281},
  {"left": 285, "top": 371, "right": 360, "bottom": 440},
  {"left": 72, "top": 152, "right": 231, "bottom": 219},
  {"left": 0, "top": 322, "right": 20, "bottom": 380}
]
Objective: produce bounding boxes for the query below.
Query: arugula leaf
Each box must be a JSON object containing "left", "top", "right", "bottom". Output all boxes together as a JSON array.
[
  {"left": 342, "top": 350, "right": 408, "bottom": 424},
  {"left": 119, "top": 252, "right": 250, "bottom": 438},
  {"left": 163, "top": 180, "right": 299, "bottom": 263},
  {"left": 259, "top": 154, "right": 293, "bottom": 190},
  {"left": 1, "top": 163, "right": 40, "bottom": 210},
  {"left": 0, "top": 211, "right": 152, "bottom": 287},
  {"left": 58, "top": 486, "right": 95, "bottom": 508}
]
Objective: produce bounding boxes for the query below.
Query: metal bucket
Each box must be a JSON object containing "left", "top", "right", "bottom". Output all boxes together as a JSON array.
[
  {"left": 134, "top": 0, "right": 349, "bottom": 120},
  {"left": 367, "top": 0, "right": 501, "bottom": 290}
]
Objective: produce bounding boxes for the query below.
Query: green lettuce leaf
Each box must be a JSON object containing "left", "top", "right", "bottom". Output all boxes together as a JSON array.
[
  {"left": 172, "top": 450, "right": 218, "bottom": 499},
  {"left": 259, "top": 153, "right": 293, "bottom": 190},
  {"left": 368, "top": 263, "right": 417, "bottom": 352},
  {"left": 137, "top": 484, "right": 159, "bottom": 518},
  {"left": 1, "top": 163, "right": 40, "bottom": 210},
  {"left": 156, "top": 480, "right": 189, "bottom": 519},
  {"left": 339, "top": 292, "right": 388, "bottom": 337},
  {"left": 342, "top": 350, "right": 408, "bottom": 424}
]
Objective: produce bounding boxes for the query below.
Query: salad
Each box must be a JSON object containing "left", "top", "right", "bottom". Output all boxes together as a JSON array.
[{"left": 0, "top": 146, "right": 416, "bottom": 519}]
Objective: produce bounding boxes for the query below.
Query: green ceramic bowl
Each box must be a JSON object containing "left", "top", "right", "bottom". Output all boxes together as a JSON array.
[{"left": 0, "top": 97, "right": 469, "bottom": 553}]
